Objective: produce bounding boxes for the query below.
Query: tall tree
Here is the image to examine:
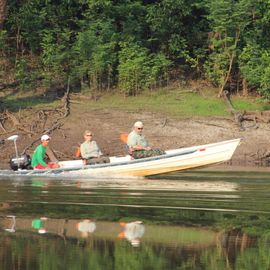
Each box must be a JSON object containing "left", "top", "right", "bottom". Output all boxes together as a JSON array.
[
  {"left": 239, "top": 0, "right": 270, "bottom": 98},
  {"left": 205, "top": 0, "right": 252, "bottom": 97}
]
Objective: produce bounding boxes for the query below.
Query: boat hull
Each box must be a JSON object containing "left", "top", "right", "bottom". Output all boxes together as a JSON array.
[{"left": 0, "top": 138, "right": 241, "bottom": 178}]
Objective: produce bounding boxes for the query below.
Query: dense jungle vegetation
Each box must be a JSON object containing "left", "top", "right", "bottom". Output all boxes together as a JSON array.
[{"left": 1, "top": 0, "right": 270, "bottom": 100}]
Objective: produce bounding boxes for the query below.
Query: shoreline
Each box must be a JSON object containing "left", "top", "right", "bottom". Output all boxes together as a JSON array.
[{"left": 198, "top": 164, "right": 270, "bottom": 172}]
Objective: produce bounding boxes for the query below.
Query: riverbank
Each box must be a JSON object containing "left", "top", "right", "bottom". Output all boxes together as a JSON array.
[{"left": 0, "top": 99, "right": 270, "bottom": 170}]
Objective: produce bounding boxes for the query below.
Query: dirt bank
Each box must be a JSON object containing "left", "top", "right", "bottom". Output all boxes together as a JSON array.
[{"left": 0, "top": 102, "right": 269, "bottom": 169}]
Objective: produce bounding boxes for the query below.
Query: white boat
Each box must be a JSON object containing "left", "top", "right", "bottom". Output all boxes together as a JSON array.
[{"left": 3, "top": 138, "right": 241, "bottom": 177}]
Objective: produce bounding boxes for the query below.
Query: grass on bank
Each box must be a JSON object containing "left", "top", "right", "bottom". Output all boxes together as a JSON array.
[
  {"left": 3, "top": 87, "right": 270, "bottom": 117},
  {"left": 77, "top": 89, "right": 270, "bottom": 117}
]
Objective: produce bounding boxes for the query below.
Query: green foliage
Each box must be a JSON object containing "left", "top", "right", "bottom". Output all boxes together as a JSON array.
[
  {"left": 204, "top": 53, "right": 228, "bottom": 86},
  {"left": 239, "top": 44, "right": 263, "bottom": 88},
  {"left": 260, "top": 52, "right": 270, "bottom": 99},
  {"left": 118, "top": 42, "right": 151, "bottom": 95},
  {"left": 3, "top": 0, "right": 270, "bottom": 100},
  {"left": 239, "top": 44, "right": 270, "bottom": 99},
  {"left": 73, "top": 20, "right": 117, "bottom": 92},
  {"left": 41, "top": 29, "right": 73, "bottom": 73},
  {"left": 15, "top": 58, "right": 28, "bottom": 90},
  {"left": 204, "top": 0, "right": 252, "bottom": 88},
  {"left": 118, "top": 42, "right": 171, "bottom": 95},
  {"left": 235, "top": 0, "right": 270, "bottom": 99},
  {"left": 146, "top": 0, "right": 192, "bottom": 55}
]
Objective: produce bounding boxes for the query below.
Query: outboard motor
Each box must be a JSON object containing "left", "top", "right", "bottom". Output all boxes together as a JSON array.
[{"left": 10, "top": 154, "right": 32, "bottom": 171}]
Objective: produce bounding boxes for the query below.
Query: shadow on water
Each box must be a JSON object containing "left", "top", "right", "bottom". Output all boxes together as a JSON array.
[{"left": 1, "top": 170, "right": 270, "bottom": 269}]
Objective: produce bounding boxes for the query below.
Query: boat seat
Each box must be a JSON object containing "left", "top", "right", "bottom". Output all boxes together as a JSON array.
[
  {"left": 120, "top": 133, "right": 132, "bottom": 155},
  {"left": 75, "top": 146, "right": 81, "bottom": 159}
]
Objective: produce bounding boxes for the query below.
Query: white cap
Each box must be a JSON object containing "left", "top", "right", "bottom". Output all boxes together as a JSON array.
[
  {"left": 134, "top": 121, "right": 143, "bottom": 128},
  {"left": 41, "top": 134, "right": 50, "bottom": 141}
]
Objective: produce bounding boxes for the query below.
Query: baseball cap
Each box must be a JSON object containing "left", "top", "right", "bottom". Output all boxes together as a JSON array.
[
  {"left": 134, "top": 121, "right": 143, "bottom": 128},
  {"left": 41, "top": 134, "right": 51, "bottom": 141}
]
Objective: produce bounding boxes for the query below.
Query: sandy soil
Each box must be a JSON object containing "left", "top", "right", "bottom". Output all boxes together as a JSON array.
[{"left": 0, "top": 102, "right": 270, "bottom": 170}]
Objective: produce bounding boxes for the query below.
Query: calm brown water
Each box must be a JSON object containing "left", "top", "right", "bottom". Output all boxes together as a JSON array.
[{"left": 0, "top": 170, "right": 270, "bottom": 270}]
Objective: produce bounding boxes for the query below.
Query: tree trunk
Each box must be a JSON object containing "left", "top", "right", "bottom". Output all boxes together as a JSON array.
[
  {"left": 0, "top": 0, "right": 7, "bottom": 30},
  {"left": 223, "top": 90, "right": 244, "bottom": 131},
  {"left": 242, "top": 78, "right": 248, "bottom": 96},
  {"left": 218, "top": 28, "right": 240, "bottom": 98},
  {"left": 218, "top": 53, "right": 235, "bottom": 98}
]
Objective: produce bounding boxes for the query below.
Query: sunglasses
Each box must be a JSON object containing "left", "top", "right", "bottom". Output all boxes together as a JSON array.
[
  {"left": 137, "top": 127, "right": 143, "bottom": 130},
  {"left": 86, "top": 134, "right": 92, "bottom": 136}
]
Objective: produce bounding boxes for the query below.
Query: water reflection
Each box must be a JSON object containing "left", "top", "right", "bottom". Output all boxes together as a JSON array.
[
  {"left": 76, "top": 219, "right": 96, "bottom": 238},
  {"left": 218, "top": 229, "right": 257, "bottom": 269},
  {"left": 32, "top": 217, "right": 48, "bottom": 234},
  {"left": 4, "top": 215, "right": 16, "bottom": 233},
  {"left": 0, "top": 216, "right": 216, "bottom": 245},
  {"left": 74, "top": 178, "right": 239, "bottom": 192},
  {"left": 0, "top": 216, "right": 264, "bottom": 270},
  {"left": 118, "top": 221, "right": 145, "bottom": 247},
  {"left": 1, "top": 170, "right": 270, "bottom": 269}
]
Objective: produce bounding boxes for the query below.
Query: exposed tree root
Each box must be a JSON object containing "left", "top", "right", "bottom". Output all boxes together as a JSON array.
[
  {"left": 223, "top": 91, "right": 245, "bottom": 130},
  {"left": 249, "top": 149, "right": 270, "bottom": 166},
  {"left": 0, "top": 79, "right": 71, "bottom": 155},
  {"left": 222, "top": 91, "right": 270, "bottom": 131}
]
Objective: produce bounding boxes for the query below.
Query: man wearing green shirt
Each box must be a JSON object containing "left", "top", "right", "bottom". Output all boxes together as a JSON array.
[
  {"left": 127, "top": 121, "right": 165, "bottom": 159},
  {"left": 31, "top": 134, "right": 59, "bottom": 169}
]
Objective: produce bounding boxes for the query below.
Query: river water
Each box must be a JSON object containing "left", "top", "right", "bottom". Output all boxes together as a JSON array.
[{"left": 0, "top": 169, "right": 270, "bottom": 270}]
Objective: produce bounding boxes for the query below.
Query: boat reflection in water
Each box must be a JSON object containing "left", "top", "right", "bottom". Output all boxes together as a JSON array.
[
  {"left": 74, "top": 178, "right": 239, "bottom": 192},
  {"left": 4, "top": 215, "right": 16, "bottom": 233},
  {"left": 118, "top": 221, "right": 145, "bottom": 247},
  {"left": 0, "top": 215, "right": 258, "bottom": 270},
  {"left": 31, "top": 217, "right": 48, "bottom": 234},
  {"left": 76, "top": 219, "right": 96, "bottom": 238},
  {"left": 0, "top": 216, "right": 216, "bottom": 245}
]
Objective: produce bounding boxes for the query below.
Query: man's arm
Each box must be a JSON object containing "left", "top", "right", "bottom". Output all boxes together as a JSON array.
[{"left": 94, "top": 141, "right": 103, "bottom": 156}]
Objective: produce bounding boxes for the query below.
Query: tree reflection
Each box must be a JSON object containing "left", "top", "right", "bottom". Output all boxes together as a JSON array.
[{"left": 0, "top": 217, "right": 269, "bottom": 270}]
